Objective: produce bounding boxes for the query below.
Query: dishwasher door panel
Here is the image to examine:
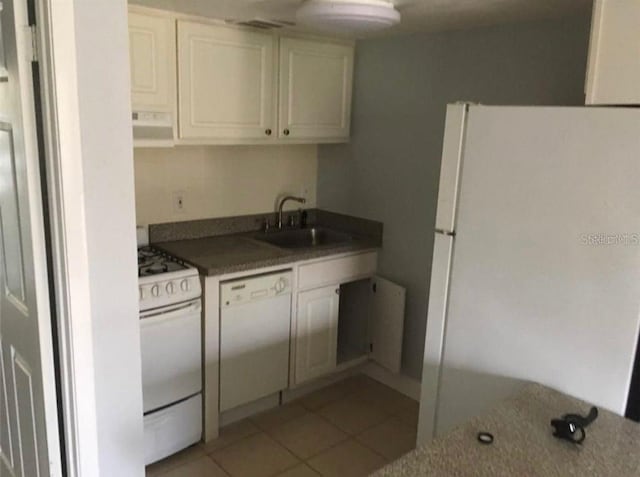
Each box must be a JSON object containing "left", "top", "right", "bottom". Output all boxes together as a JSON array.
[{"left": 220, "top": 293, "right": 291, "bottom": 412}]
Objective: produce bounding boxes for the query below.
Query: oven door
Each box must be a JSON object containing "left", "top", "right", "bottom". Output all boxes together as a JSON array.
[{"left": 140, "top": 299, "right": 202, "bottom": 413}]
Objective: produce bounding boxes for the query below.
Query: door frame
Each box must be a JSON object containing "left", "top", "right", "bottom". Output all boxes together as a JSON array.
[{"left": 31, "top": 1, "right": 101, "bottom": 475}]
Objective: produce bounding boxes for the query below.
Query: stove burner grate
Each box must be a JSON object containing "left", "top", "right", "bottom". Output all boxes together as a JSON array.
[{"left": 137, "top": 246, "right": 189, "bottom": 277}]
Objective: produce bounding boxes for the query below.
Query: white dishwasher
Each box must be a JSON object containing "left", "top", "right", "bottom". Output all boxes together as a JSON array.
[{"left": 220, "top": 270, "right": 292, "bottom": 412}]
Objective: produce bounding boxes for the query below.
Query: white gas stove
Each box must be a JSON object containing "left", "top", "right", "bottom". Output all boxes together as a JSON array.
[
  {"left": 138, "top": 246, "right": 201, "bottom": 311},
  {"left": 137, "top": 242, "right": 203, "bottom": 465}
]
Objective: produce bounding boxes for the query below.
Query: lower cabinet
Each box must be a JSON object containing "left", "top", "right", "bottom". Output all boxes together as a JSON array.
[
  {"left": 294, "top": 285, "right": 340, "bottom": 384},
  {"left": 293, "top": 275, "right": 406, "bottom": 387},
  {"left": 203, "top": 251, "right": 406, "bottom": 441}
]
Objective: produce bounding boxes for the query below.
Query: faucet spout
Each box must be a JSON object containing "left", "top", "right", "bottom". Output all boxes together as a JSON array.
[{"left": 278, "top": 196, "right": 306, "bottom": 229}]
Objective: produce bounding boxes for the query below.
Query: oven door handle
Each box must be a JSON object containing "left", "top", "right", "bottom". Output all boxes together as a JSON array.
[{"left": 140, "top": 300, "right": 201, "bottom": 322}]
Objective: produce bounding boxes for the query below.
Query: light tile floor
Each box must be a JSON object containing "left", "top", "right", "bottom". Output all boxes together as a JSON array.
[{"left": 146, "top": 374, "right": 419, "bottom": 477}]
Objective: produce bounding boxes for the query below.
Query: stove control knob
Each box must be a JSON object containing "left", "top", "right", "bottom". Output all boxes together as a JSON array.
[
  {"left": 180, "top": 279, "right": 190, "bottom": 292},
  {"left": 151, "top": 285, "right": 160, "bottom": 297},
  {"left": 166, "top": 282, "right": 175, "bottom": 295},
  {"left": 139, "top": 287, "right": 145, "bottom": 300}
]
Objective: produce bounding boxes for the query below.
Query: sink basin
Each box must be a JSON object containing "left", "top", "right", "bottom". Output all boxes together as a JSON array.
[{"left": 254, "top": 227, "right": 353, "bottom": 249}]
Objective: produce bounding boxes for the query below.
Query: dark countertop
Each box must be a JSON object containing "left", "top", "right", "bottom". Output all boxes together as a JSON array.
[
  {"left": 373, "top": 383, "right": 640, "bottom": 476},
  {"left": 155, "top": 232, "right": 380, "bottom": 277}
]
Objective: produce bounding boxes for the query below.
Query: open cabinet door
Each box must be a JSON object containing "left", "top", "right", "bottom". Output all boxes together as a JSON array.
[{"left": 370, "top": 276, "right": 406, "bottom": 373}]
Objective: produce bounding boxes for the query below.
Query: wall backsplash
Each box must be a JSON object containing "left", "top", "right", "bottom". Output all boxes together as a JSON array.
[{"left": 134, "top": 144, "right": 318, "bottom": 225}]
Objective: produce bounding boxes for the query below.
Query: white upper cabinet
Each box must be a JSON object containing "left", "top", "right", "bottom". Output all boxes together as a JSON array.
[
  {"left": 129, "top": 11, "right": 176, "bottom": 112},
  {"left": 279, "top": 37, "right": 354, "bottom": 141},
  {"left": 177, "top": 21, "right": 277, "bottom": 141},
  {"left": 128, "top": 9, "right": 355, "bottom": 145},
  {"left": 585, "top": 0, "right": 640, "bottom": 105}
]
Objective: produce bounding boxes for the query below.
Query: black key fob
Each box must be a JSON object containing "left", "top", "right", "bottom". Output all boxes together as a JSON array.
[
  {"left": 550, "top": 406, "right": 598, "bottom": 445},
  {"left": 551, "top": 418, "right": 586, "bottom": 444}
]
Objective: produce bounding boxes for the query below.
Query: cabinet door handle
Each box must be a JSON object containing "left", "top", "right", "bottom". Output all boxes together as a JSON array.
[
  {"left": 335, "top": 288, "right": 340, "bottom": 295},
  {"left": 283, "top": 129, "right": 290, "bottom": 136},
  {"left": 265, "top": 129, "right": 272, "bottom": 136}
]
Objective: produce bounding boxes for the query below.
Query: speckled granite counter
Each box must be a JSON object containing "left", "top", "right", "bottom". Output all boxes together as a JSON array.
[
  {"left": 155, "top": 232, "right": 380, "bottom": 276},
  {"left": 373, "top": 383, "right": 640, "bottom": 476},
  {"left": 150, "top": 210, "right": 382, "bottom": 276}
]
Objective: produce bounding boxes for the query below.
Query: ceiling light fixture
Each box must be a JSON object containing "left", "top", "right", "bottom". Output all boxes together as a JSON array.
[{"left": 296, "top": 0, "right": 401, "bottom": 35}]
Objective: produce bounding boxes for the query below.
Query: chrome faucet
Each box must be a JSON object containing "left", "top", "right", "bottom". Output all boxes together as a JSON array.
[{"left": 278, "top": 196, "right": 306, "bottom": 229}]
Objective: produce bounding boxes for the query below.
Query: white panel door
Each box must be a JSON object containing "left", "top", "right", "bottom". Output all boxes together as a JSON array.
[
  {"left": 128, "top": 11, "right": 175, "bottom": 112},
  {"left": 434, "top": 106, "right": 640, "bottom": 437},
  {"left": 370, "top": 276, "right": 405, "bottom": 373},
  {"left": 279, "top": 37, "right": 353, "bottom": 141},
  {"left": 1, "top": 1, "right": 60, "bottom": 476},
  {"left": 178, "top": 21, "right": 276, "bottom": 140},
  {"left": 585, "top": 0, "right": 640, "bottom": 105},
  {"left": 295, "top": 285, "right": 339, "bottom": 385}
]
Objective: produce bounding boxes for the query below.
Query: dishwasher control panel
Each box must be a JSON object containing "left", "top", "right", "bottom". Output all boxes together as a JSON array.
[{"left": 220, "top": 270, "right": 292, "bottom": 308}]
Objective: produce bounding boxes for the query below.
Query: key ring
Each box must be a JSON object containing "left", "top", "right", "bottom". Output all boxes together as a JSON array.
[{"left": 477, "top": 432, "right": 494, "bottom": 445}]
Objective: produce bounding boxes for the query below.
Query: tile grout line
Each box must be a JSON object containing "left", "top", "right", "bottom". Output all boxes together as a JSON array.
[
  {"left": 145, "top": 444, "right": 207, "bottom": 477},
  {"left": 267, "top": 458, "right": 304, "bottom": 477},
  {"left": 310, "top": 399, "right": 395, "bottom": 437},
  {"left": 259, "top": 408, "right": 350, "bottom": 462},
  {"left": 252, "top": 384, "right": 392, "bottom": 468},
  {"left": 202, "top": 426, "right": 262, "bottom": 455},
  {"left": 301, "top": 407, "right": 409, "bottom": 467},
  {"left": 302, "top": 406, "right": 390, "bottom": 464},
  {"left": 209, "top": 431, "right": 304, "bottom": 477},
  {"left": 354, "top": 416, "right": 419, "bottom": 464},
  {"left": 203, "top": 454, "right": 232, "bottom": 477},
  {"left": 302, "top": 437, "right": 390, "bottom": 476},
  {"left": 149, "top": 376, "right": 412, "bottom": 476},
  {"left": 147, "top": 450, "right": 230, "bottom": 477}
]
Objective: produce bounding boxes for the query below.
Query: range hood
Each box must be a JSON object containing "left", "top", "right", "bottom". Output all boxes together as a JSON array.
[{"left": 132, "top": 111, "right": 174, "bottom": 148}]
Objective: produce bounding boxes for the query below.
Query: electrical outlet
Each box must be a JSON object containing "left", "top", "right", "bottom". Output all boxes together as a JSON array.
[{"left": 172, "top": 191, "right": 186, "bottom": 214}]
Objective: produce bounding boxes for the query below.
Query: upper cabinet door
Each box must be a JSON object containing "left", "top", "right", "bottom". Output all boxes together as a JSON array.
[
  {"left": 279, "top": 37, "right": 354, "bottom": 141},
  {"left": 585, "top": 0, "right": 640, "bottom": 105},
  {"left": 178, "top": 21, "right": 276, "bottom": 140},
  {"left": 129, "top": 12, "right": 176, "bottom": 112}
]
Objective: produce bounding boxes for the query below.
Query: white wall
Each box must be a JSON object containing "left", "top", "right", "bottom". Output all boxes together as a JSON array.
[
  {"left": 317, "top": 15, "right": 592, "bottom": 380},
  {"left": 134, "top": 145, "right": 318, "bottom": 224},
  {"left": 72, "top": 1, "right": 144, "bottom": 475}
]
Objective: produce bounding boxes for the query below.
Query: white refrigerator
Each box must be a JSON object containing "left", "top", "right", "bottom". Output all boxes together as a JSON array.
[{"left": 417, "top": 103, "right": 640, "bottom": 444}]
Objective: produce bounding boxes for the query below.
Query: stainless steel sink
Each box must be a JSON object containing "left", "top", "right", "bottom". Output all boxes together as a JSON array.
[{"left": 254, "top": 227, "right": 353, "bottom": 249}]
